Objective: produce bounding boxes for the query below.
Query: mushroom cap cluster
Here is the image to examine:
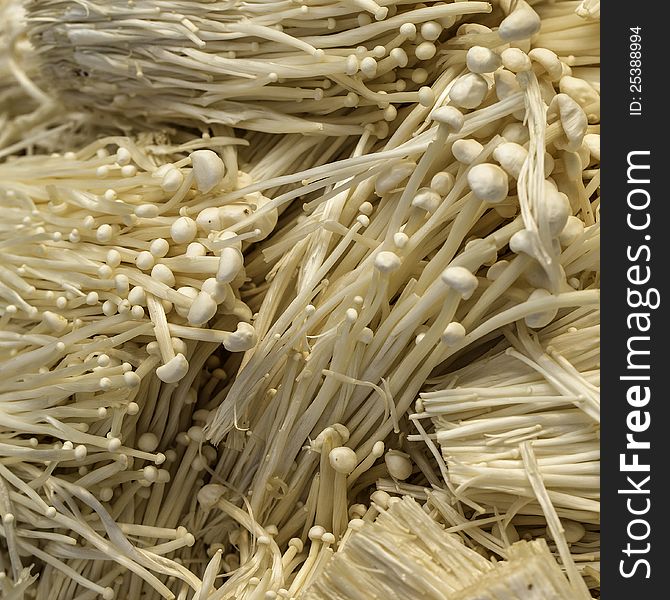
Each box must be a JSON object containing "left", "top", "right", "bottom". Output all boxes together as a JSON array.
[{"left": 0, "top": 0, "right": 600, "bottom": 599}]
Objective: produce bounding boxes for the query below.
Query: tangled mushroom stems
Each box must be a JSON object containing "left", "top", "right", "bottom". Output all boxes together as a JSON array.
[{"left": 0, "top": 1, "right": 599, "bottom": 599}]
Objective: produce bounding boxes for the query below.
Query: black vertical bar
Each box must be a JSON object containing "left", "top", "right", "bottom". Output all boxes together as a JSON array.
[{"left": 602, "top": 6, "right": 668, "bottom": 598}]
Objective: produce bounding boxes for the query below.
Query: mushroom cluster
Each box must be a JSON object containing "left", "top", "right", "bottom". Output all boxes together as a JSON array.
[{"left": 1, "top": 0, "right": 599, "bottom": 599}]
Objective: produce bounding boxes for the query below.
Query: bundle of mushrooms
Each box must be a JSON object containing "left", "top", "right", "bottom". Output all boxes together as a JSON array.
[{"left": 0, "top": 0, "right": 600, "bottom": 599}]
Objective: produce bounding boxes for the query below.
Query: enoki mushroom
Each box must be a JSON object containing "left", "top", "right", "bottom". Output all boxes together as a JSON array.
[{"left": 0, "top": 0, "right": 599, "bottom": 598}]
